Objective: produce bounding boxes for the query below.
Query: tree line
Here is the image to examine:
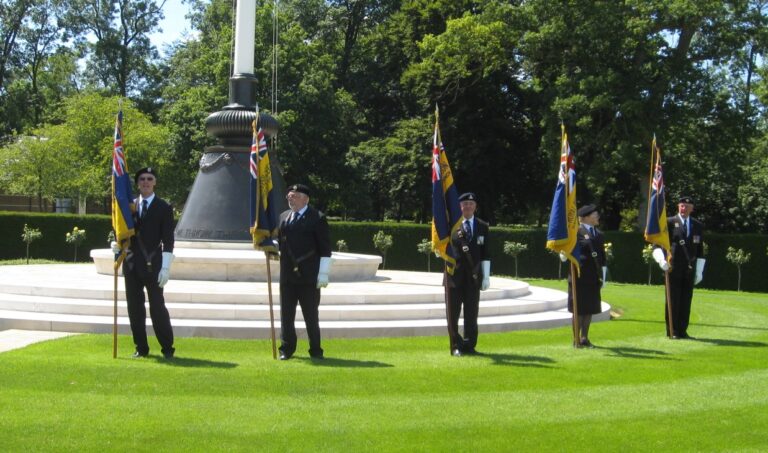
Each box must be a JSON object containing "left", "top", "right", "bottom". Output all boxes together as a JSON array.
[{"left": 2, "top": 0, "right": 768, "bottom": 233}]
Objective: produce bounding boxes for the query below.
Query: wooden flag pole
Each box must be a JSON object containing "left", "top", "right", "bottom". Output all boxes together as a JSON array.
[
  {"left": 112, "top": 253, "right": 121, "bottom": 359},
  {"left": 664, "top": 259, "right": 674, "bottom": 338},
  {"left": 570, "top": 262, "right": 580, "bottom": 347},
  {"left": 443, "top": 265, "right": 457, "bottom": 354},
  {"left": 266, "top": 255, "right": 277, "bottom": 359}
]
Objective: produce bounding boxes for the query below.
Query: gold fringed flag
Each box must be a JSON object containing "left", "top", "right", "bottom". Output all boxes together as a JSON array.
[
  {"left": 545, "top": 125, "right": 580, "bottom": 273},
  {"left": 111, "top": 108, "right": 135, "bottom": 264},
  {"left": 644, "top": 135, "right": 671, "bottom": 257},
  {"left": 430, "top": 106, "right": 462, "bottom": 274},
  {"left": 249, "top": 111, "right": 278, "bottom": 252}
]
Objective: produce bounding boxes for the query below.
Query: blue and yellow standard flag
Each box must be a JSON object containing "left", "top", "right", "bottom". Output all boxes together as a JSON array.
[
  {"left": 546, "top": 125, "right": 580, "bottom": 271},
  {"left": 249, "top": 114, "right": 279, "bottom": 252},
  {"left": 111, "top": 108, "right": 135, "bottom": 262},
  {"left": 430, "top": 109, "right": 462, "bottom": 274},
  {"left": 644, "top": 135, "right": 671, "bottom": 257}
]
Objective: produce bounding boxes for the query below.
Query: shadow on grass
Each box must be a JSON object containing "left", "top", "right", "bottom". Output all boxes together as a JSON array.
[
  {"left": 299, "top": 357, "right": 394, "bottom": 368},
  {"left": 476, "top": 352, "right": 556, "bottom": 368},
  {"left": 691, "top": 337, "right": 768, "bottom": 348},
  {"left": 152, "top": 356, "right": 238, "bottom": 368},
  {"left": 599, "top": 346, "right": 678, "bottom": 360}
]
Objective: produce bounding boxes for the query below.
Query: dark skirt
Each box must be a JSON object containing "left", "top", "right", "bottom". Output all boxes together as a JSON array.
[{"left": 567, "top": 271, "right": 602, "bottom": 315}]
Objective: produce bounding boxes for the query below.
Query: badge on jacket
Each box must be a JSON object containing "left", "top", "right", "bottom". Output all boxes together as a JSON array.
[
  {"left": 477, "top": 236, "right": 484, "bottom": 245},
  {"left": 693, "top": 235, "right": 701, "bottom": 244}
]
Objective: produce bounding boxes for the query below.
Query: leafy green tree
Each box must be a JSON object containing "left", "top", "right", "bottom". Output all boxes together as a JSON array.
[
  {"left": 65, "top": 225, "right": 86, "bottom": 261},
  {"left": 726, "top": 246, "right": 751, "bottom": 292},
  {"left": 336, "top": 239, "right": 348, "bottom": 252},
  {"left": 416, "top": 237, "right": 433, "bottom": 272},
  {"left": 0, "top": 93, "right": 171, "bottom": 209},
  {"left": 372, "top": 230, "right": 392, "bottom": 269},
  {"left": 642, "top": 244, "right": 655, "bottom": 285},
  {"left": 0, "top": 134, "right": 67, "bottom": 210},
  {"left": 63, "top": 0, "right": 165, "bottom": 98},
  {"left": 503, "top": 241, "right": 527, "bottom": 278},
  {"left": 21, "top": 223, "right": 42, "bottom": 264}
]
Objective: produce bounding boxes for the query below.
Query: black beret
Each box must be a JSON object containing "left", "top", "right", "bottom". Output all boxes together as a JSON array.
[
  {"left": 577, "top": 204, "right": 598, "bottom": 217},
  {"left": 288, "top": 183, "right": 311, "bottom": 196},
  {"left": 134, "top": 167, "right": 156, "bottom": 184},
  {"left": 458, "top": 192, "right": 477, "bottom": 202},
  {"left": 678, "top": 195, "right": 694, "bottom": 204}
]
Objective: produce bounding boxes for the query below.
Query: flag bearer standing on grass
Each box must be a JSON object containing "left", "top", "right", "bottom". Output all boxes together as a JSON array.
[{"left": 546, "top": 125, "right": 582, "bottom": 348}]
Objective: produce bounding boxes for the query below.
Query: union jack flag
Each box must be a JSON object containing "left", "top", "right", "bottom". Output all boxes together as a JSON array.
[{"left": 546, "top": 125, "right": 580, "bottom": 272}]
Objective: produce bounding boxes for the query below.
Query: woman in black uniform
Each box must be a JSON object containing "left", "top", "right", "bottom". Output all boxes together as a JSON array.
[{"left": 562, "top": 204, "right": 606, "bottom": 348}]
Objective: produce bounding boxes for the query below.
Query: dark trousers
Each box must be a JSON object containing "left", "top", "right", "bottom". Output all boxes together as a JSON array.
[
  {"left": 124, "top": 264, "right": 174, "bottom": 355},
  {"left": 279, "top": 283, "right": 323, "bottom": 357},
  {"left": 667, "top": 267, "right": 695, "bottom": 336},
  {"left": 449, "top": 282, "right": 480, "bottom": 351}
]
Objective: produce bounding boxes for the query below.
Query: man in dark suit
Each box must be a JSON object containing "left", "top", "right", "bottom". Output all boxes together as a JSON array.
[
  {"left": 652, "top": 195, "right": 705, "bottom": 339},
  {"left": 113, "top": 167, "right": 176, "bottom": 359},
  {"left": 276, "top": 184, "right": 332, "bottom": 360},
  {"left": 447, "top": 192, "right": 491, "bottom": 356}
]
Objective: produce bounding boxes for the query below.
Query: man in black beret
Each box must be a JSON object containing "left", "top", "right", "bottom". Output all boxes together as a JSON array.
[
  {"left": 561, "top": 204, "right": 606, "bottom": 347},
  {"left": 112, "top": 167, "right": 176, "bottom": 359},
  {"left": 651, "top": 195, "right": 705, "bottom": 339},
  {"left": 275, "top": 184, "right": 332, "bottom": 360},
  {"left": 447, "top": 192, "right": 491, "bottom": 356}
]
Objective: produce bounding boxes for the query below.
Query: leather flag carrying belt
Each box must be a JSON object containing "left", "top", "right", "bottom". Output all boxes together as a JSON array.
[
  {"left": 457, "top": 228, "right": 480, "bottom": 283},
  {"left": 281, "top": 236, "right": 316, "bottom": 277},
  {"left": 135, "top": 231, "right": 159, "bottom": 273}
]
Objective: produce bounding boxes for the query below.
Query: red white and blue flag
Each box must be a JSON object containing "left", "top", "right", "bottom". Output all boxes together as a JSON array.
[
  {"left": 546, "top": 125, "right": 580, "bottom": 272},
  {"left": 644, "top": 135, "right": 671, "bottom": 257},
  {"left": 249, "top": 114, "right": 278, "bottom": 252},
  {"left": 111, "top": 108, "right": 135, "bottom": 261},
  {"left": 431, "top": 111, "right": 462, "bottom": 274}
]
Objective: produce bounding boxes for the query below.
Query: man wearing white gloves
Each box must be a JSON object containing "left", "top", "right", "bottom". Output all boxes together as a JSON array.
[
  {"left": 448, "top": 192, "right": 491, "bottom": 356},
  {"left": 652, "top": 195, "right": 705, "bottom": 339},
  {"left": 276, "top": 184, "right": 332, "bottom": 360},
  {"left": 116, "top": 167, "right": 176, "bottom": 359}
]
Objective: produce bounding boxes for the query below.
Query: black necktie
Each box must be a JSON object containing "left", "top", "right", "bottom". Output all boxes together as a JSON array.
[
  {"left": 683, "top": 219, "right": 688, "bottom": 237},
  {"left": 141, "top": 200, "right": 148, "bottom": 219},
  {"left": 463, "top": 219, "right": 472, "bottom": 241},
  {"left": 589, "top": 226, "right": 595, "bottom": 237}
]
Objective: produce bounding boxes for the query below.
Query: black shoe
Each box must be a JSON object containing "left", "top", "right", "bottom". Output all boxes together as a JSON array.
[
  {"left": 132, "top": 351, "right": 148, "bottom": 359},
  {"left": 310, "top": 353, "right": 324, "bottom": 360},
  {"left": 464, "top": 347, "right": 478, "bottom": 355},
  {"left": 670, "top": 335, "right": 680, "bottom": 340},
  {"left": 163, "top": 352, "right": 174, "bottom": 360},
  {"left": 679, "top": 333, "right": 693, "bottom": 339},
  {"left": 580, "top": 340, "right": 595, "bottom": 349},
  {"left": 573, "top": 341, "right": 583, "bottom": 349},
  {"left": 452, "top": 348, "right": 462, "bottom": 357},
  {"left": 279, "top": 352, "right": 292, "bottom": 360}
]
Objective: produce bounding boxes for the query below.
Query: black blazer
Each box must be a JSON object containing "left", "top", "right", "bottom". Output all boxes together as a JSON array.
[
  {"left": 277, "top": 206, "right": 332, "bottom": 285},
  {"left": 126, "top": 196, "right": 175, "bottom": 273},
  {"left": 447, "top": 217, "right": 490, "bottom": 287},
  {"left": 667, "top": 215, "right": 704, "bottom": 270}
]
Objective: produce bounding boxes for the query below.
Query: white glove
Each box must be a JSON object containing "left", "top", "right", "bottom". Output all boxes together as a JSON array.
[
  {"left": 559, "top": 252, "right": 567, "bottom": 263},
  {"left": 317, "top": 256, "right": 332, "bottom": 289},
  {"left": 158, "top": 252, "right": 174, "bottom": 288},
  {"left": 694, "top": 258, "right": 705, "bottom": 285},
  {"left": 652, "top": 248, "right": 669, "bottom": 272},
  {"left": 602, "top": 266, "right": 607, "bottom": 287},
  {"left": 110, "top": 241, "right": 121, "bottom": 254},
  {"left": 481, "top": 260, "right": 491, "bottom": 291}
]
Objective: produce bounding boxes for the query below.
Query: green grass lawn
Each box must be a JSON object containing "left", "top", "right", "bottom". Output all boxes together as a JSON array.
[{"left": 1, "top": 280, "right": 767, "bottom": 452}]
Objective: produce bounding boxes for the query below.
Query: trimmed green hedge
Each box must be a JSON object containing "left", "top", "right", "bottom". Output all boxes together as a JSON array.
[
  {"left": 1, "top": 212, "right": 114, "bottom": 262},
  {"left": 2, "top": 212, "right": 767, "bottom": 292}
]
